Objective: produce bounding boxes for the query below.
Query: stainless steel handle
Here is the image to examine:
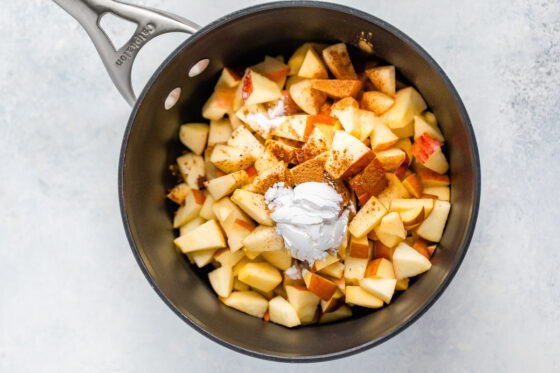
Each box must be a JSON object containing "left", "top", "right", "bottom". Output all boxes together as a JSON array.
[{"left": 53, "top": 0, "right": 200, "bottom": 105}]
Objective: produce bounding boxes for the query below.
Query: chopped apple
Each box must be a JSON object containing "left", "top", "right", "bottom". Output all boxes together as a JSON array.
[
  {"left": 380, "top": 87, "right": 427, "bottom": 137},
  {"left": 241, "top": 69, "right": 282, "bottom": 106},
  {"left": 423, "top": 186, "right": 450, "bottom": 201},
  {"left": 291, "top": 152, "right": 328, "bottom": 184},
  {"left": 400, "top": 206, "right": 425, "bottom": 229},
  {"left": 348, "top": 195, "right": 387, "bottom": 238},
  {"left": 322, "top": 43, "right": 358, "bottom": 79},
  {"left": 395, "top": 277, "right": 409, "bottom": 291},
  {"left": 349, "top": 157, "right": 387, "bottom": 205},
  {"left": 252, "top": 56, "right": 290, "bottom": 89},
  {"left": 261, "top": 249, "right": 292, "bottom": 270},
  {"left": 254, "top": 147, "right": 281, "bottom": 174},
  {"left": 245, "top": 161, "right": 294, "bottom": 195},
  {"left": 208, "top": 118, "right": 233, "bottom": 146},
  {"left": 361, "top": 91, "right": 395, "bottom": 115},
  {"left": 210, "top": 144, "right": 255, "bottom": 173},
  {"left": 173, "top": 189, "right": 206, "bottom": 228},
  {"left": 411, "top": 133, "right": 449, "bottom": 174},
  {"left": 375, "top": 148, "right": 407, "bottom": 171},
  {"left": 402, "top": 173, "right": 423, "bottom": 198},
  {"left": 227, "top": 125, "right": 264, "bottom": 160},
  {"left": 174, "top": 219, "right": 226, "bottom": 253},
  {"left": 417, "top": 167, "right": 450, "bottom": 187},
  {"left": 319, "top": 305, "right": 352, "bottom": 324},
  {"left": 199, "top": 193, "right": 217, "bottom": 220},
  {"left": 378, "top": 212, "right": 406, "bottom": 239},
  {"left": 416, "top": 200, "right": 451, "bottom": 242},
  {"left": 343, "top": 242, "right": 372, "bottom": 284},
  {"left": 310, "top": 254, "right": 339, "bottom": 272},
  {"left": 179, "top": 216, "right": 206, "bottom": 236},
  {"left": 373, "top": 225, "right": 402, "bottom": 248},
  {"left": 414, "top": 115, "right": 444, "bottom": 142},
  {"left": 311, "top": 79, "right": 362, "bottom": 98},
  {"left": 191, "top": 249, "right": 217, "bottom": 268},
  {"left": 345, "top": 286, "right": 383, "bottom": 308},
  {"left": 390, "top": 198, "right": 434, "bottom": 216},
  {"left": 302, "top": 126, "right": 330, "bottom": 160},
  {"left": 271, "top": 115, "right": 311, "bottom": 142},
  {"left": 214, "top": 248, "right": 245, "bottom": 267},
  {"left": 204, "top": 169, "right": 249, "bottom": 200},
  {"left": 221, "top": 291, "right": 268, "bottom": 318},
  {"left": 202, "top": 86, "right": 237, "bottom": 120},
  {"left": 348, "top": 235, "right": 370, "bottom": 259},
  {"left": 392, "top": 241, "right": 432, "bottom": 279},
  {"left": 231, "top": 189, "right": 273, "bottom": 225},
  {"left": 212, "top": 197, "right": 255, "bottom": 251},
  {"left": 412, "top": 238, "right": 431, "bottom": 259},
  {"left": 394, "top": 137, "right": 413, "bottom": 160},
  {"left": 287, "top": 43, "right": 327, "bottom": 74},
  {"left": 325, "top": 131, "right": 373, "bottom": 179},
  {"left": 297, "top": 48, "right": 328, "bottom": 79},
  {"left": 167, "top": 183, "right": 189, "bottom": 204},
  {"left": 264, "top": 139, "right": 299, "bottom": 165},
  {"left": 176, "top": 153, "right": 205, "bottom": 190},
  {"left": 179, "top": 123, "right": 209, "bottom": 155},
  {"left": 365, "top": 258, "right": 396, "bottom": 279},
  {"left": 360, "top": 278, "right": 397, "bottom": 304},
  {"left": 268, "top": 296, "right": 301, "bottom": 328},
  {"left": 320, "top": 289, "right": 345, "bottom": 312},
  {"left": 371, "top": 121, "right": 399, "bottom": 151},
  {"left": 319, "top": 261, "right": 345, "bottom": 279},
  {"left": 208, "top": 265, "right": 233, "bottom": 298},
  {"left": 289, "top": 78, "right": 327, "bottom": 115},
  {"left": 286, "top": 285, "right": 321, "bottom": 324},
  {"left": 303, "top": 271, "right": 338, "bottom": 301},
  {"left": 215, "top": 67, "right": 242, "bottom": 88},
  {"left": 372, "top": 240, "right": 396, "bottom": 261},
  {"left": 242, "top": 225, "right": 284, "bottom": 252},
  {"left": 365, "top": 66, "right": 396, "bottom": 96},
  {"left": 377, "top": 173, "right": 411, "bottom": 209},
  {"left": 238, "top": 262, "right": 282, "bottom": 292},
  {"left": 356, "top": 109, "right": 377, "bottom": 141}
]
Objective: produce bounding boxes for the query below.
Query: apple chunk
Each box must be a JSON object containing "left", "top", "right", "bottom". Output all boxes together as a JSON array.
[
  {"left": 179, "top": 123, "right": 209, "bottom": 155},
  {"left": 208, "top": 265, "right": 233, "bottom": 298},
  {"left": 345, "top": 286, "right": 383, "bottom": 308},
  {"left": 325, "top": 131, "right": 373, "bottom": 179},
  {"left": 208, "top": 118, "right": 233, "bottom": 146},
  {"left": 371, "top": 121, "right": 399, "bottom": 151},
  {"left": 241, "top": 69, "right": 282, "bottom": 106},
  {"left": 416, "top": 200, "right": 451, "bottom": 242},
  {"left": 297, "top": 48, "right": 328, "bottom": 79},
  {"left": 411, "top": 133, "right": 449, "bottom": 174},
  {"left": 176, "top": 153, "right": 205, "bottom": 190},
  {"left": 174, "top": 220, "right": 226, "bottom": 253},
  {"left": 360, "top": 278, "right": 397, "bottom": 304},
  {"left": 221, "top": 291, "right": 268, "bottom": 318},
  {"left": 303, "top": 271, "right": 338, "bottom": 301},
  {"left": 319, "top": 305, "right": 352, "bottom": 324},
  {"left": 231, "top": 189, "right": 273, "bottom": 225},
  {"left": 392, "top": 241, "right": 432, "bottom": 279},
  {"left": 289, "top": 78, "right": 327, "bottom": 115},
  {"left": 414, "top": 115, "right": 444, "bottom": 142},
  {"left": 210, "top": 144, "right": 255, "bottom": 173},
  {"left": 238, "top": 262, "right": 282, "bottom": 292},
  {"left": 268, "top": 296, "right": 301, "bottom": 328},
  {"left": 166, "top": 183, "right": 189, "bottom": 204},
  {"left": 242, "top": 225, "right": 284, "bottom": 252},
  {"left": 227, "top": 125, "right": 264, "bottom": 160},
  {"left": 286, "top": 285, "right": 321, "bottom": 324},
  {"left": 204, "top": 169, "right": 250, "bottom": 200},
  {"left": 322, "top": 43, "right": 358, "bottom": 79},
  {"left": 365, "top": 66, "right": 396, "bottom": 96},
  {"left": 348, "top": 195, "right": 387, "bottom": 238},
  {"left": 173, "top": 188, "right": 205, "bottom": 228},
  {"left": 361, "top": 91, "right": 395, "bottom": 115},
  {"left": 202, "top": 86, "right": 236, "bottom": 120},
  {"left": 349, "top": 157, "right": 387, "bottom": 205},
  {"left": 380, "top": 87, "right": 427, "bottom": 137},
  {"left": 311, "top": 79, "right": 362, "bottom": 98}
]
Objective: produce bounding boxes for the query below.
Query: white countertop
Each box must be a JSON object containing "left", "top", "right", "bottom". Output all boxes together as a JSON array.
[{"left": 1, "top": 0, "right": 559, "bottom": 371}]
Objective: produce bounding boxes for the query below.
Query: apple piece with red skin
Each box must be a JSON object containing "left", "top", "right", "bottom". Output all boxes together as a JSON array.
[
  {"left": 364, "top": 257, "right": 396, "bottom": 279},
  {"left": 402, "top": 173, "right": 423, "bottom": 198},
  {"left": 215, "top": 67, "right": 242, "bottom": 88},
  {"left": 417, "top": 167, "right": 450, "bottom": 187},
  {"left": 411, "top": 133, "right": 449, "bottom": 174},
  {"left": 303, "top": 271, "right": 338, "bottom": 301},
  {"left": 240, "top": 69, "right": 282, "bottom": 106},
  {"left": 202, "top": 86, "right": 237, "bottom": 120}
]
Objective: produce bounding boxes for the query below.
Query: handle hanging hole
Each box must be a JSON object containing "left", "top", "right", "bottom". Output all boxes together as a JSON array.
[
  {"left": 188, "top": 59, "right": 210, "bottom": 77},
  {"left": 164, "top": 87, "right": 181, "bottom": 110}
]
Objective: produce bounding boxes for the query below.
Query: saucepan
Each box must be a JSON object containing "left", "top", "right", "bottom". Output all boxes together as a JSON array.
[{"left": 54, "top": 0, "right": 480, "bottom": 361}]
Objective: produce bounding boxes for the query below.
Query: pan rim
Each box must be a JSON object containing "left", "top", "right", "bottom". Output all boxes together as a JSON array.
[{"left": 118, "top": 0, "right": 481, "bottom": 362}]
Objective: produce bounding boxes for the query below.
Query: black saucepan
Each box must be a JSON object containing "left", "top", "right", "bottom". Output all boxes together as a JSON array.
[{"left": 54, "top": 0, "right": 480, "bottom": 362}]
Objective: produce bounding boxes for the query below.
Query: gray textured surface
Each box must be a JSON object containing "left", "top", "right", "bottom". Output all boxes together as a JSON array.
[{"left": 1, "top": 0, "right": 559, "bottom": 372}]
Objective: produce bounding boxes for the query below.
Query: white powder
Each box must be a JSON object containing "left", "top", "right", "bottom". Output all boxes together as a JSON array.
[
  {"left": 265, "top": 182, "right": 350, "bottom": 265},
  {"left": 267, "top": 95, "right": 287, "bottom": 118},
  {"left": 244, "top": 112, "right": 285, "bottom": 134}
]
